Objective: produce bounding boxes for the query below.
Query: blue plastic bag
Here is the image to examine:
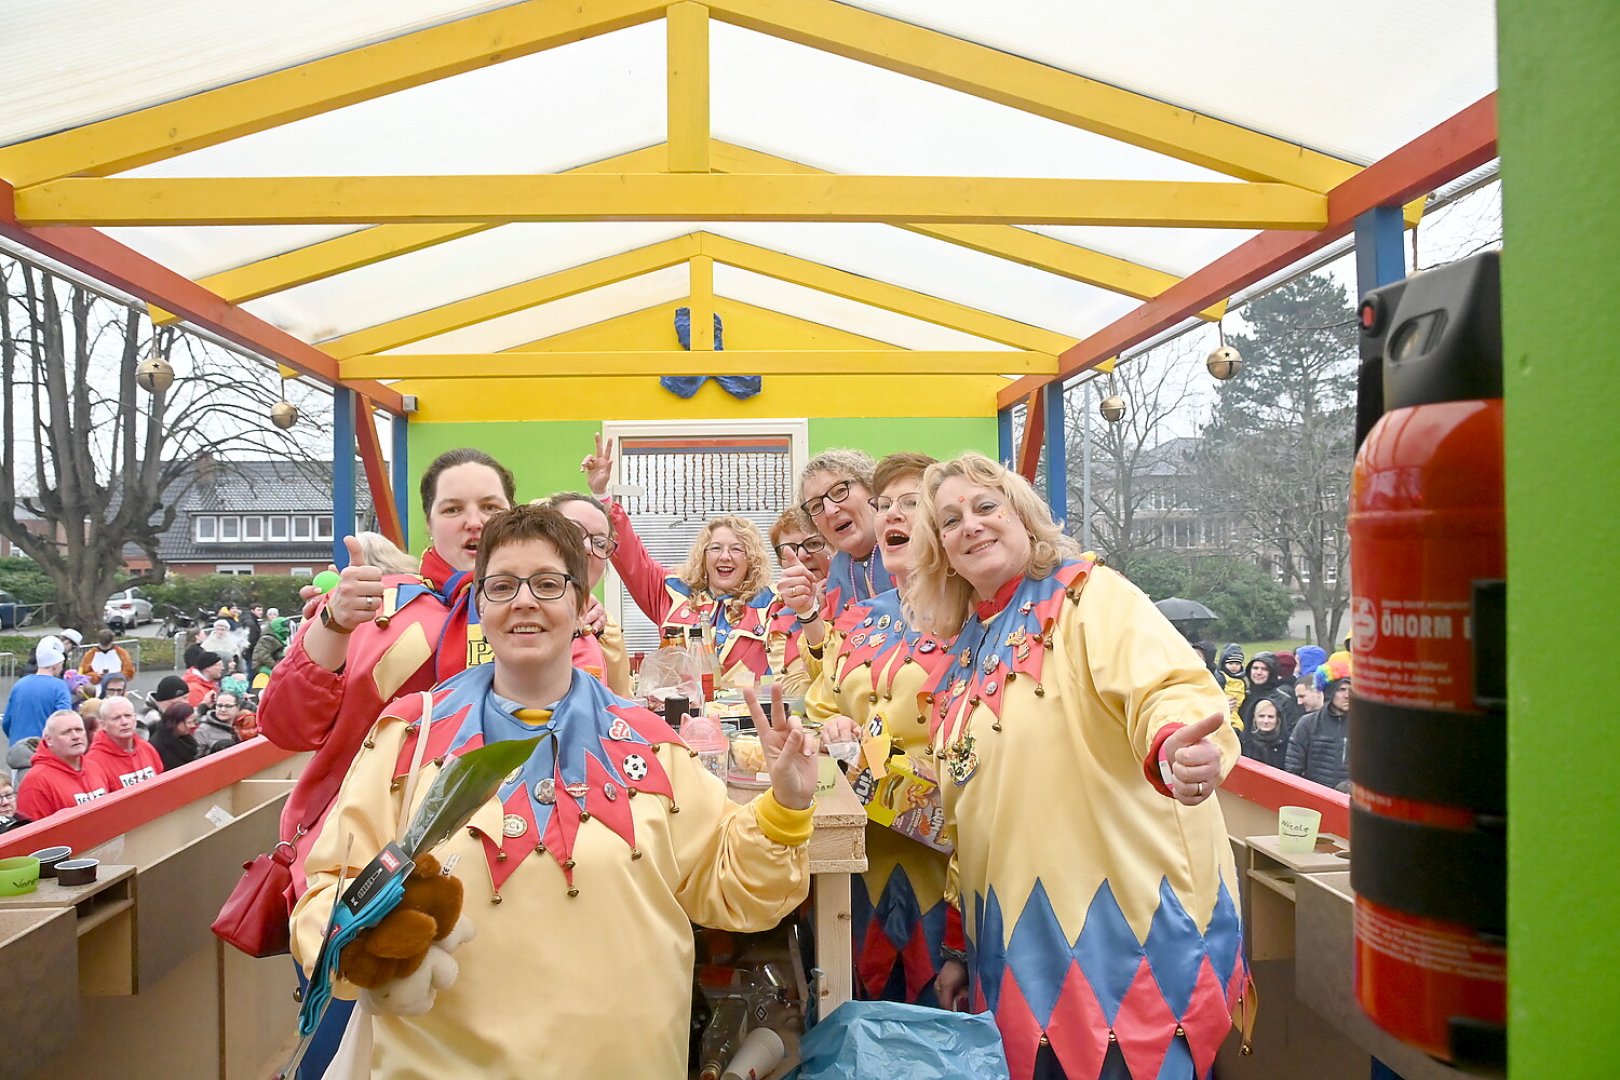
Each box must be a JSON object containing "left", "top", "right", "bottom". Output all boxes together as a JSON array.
[{"left": 792, "top": 1001, "right": 1009, "bottom": 1080}]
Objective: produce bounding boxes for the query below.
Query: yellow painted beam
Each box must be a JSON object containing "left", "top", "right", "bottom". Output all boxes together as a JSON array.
[
  {"left": 505, "top": 296, "right": 902, "bottom": 352},
  {"left": 698, "top": 233, "right": 1076, "bottom": 354},
  {"left": 150, "top": 144, "right": 671, "bottom": 325},
  {"left": 17, "top": 174, "right": 1329, "bottom": 229},
  {"left": 708, "top": 140, "right": 1227, "bottom": 320},
  {"left": 666, "top": 3, "right": 711, "bottom": 173},
  {"left": 342, "top": 350, "right": 1054, "bottom": 378},
  {"left": 395, "top": 373, "right": 1001, "bottom": 421},
  {"left": 0, "top": 0, "right": 665, "bottom": 188},
  {"left": 707, "top": 0, "right": 1362, "bottom": 193},
  {"left": 688, "top": 255, "right": 715, "bottom": 350},
  {"left": 319, "top": 233, "right": 702, "bottom": 359}
]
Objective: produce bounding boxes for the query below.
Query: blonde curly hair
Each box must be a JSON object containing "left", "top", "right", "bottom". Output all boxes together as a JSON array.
[
  {"left": 677, "top": 514, "right": 774, "bottom": 602},
  {"left": 906, "top": 452, "right": 1081, "bottom": 636}
]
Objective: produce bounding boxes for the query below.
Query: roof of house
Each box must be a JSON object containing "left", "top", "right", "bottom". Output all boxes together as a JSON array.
[{"left": 154, "top": 459, "right": 375, "bottom": 564}]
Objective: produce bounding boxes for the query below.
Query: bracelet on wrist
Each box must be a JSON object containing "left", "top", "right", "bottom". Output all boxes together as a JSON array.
[{"left": 940, "top": 946, "right": 968, "bottom": 965}]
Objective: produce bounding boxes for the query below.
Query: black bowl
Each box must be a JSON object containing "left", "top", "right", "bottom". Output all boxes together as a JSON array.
[
  {"left": 54, "top": 859, "right": 98, "bottom": 887},
  {"left": 29, "top": 846, "right": 71, "bottom": 879}
]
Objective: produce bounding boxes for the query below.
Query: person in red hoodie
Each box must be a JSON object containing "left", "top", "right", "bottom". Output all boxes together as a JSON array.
[
  {"left": 84, "top": 695, "right": 164, "bottom": 791},
  {"left": 16, "top": 710, "right": 108, "bottom": 821},
  {"left": 183, "top": 651, "right": 224, "bottom": 707}
]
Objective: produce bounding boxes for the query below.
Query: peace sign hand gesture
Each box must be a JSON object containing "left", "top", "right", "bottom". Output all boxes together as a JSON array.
[
  {"left": 745, "top": 684, "right": 819, "bottom": 811},
  {"left": 580, "top": 433, "right": 614, "bottom": 498}
]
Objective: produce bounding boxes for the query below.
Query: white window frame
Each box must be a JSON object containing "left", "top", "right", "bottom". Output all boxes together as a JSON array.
[
  {"left": 290, "top": 566, "right": 314, "bottom": 578},
  {"left": 292, "top": 516, "right": 313, "bottom": 541},
  {"left": 268, "top": 515, "right": 289, "bottom": 541},
  {"left": 599, "top": 418, "right": 809, "bottom": 652},
  {"left": 243, "top": 515, "right": 264, "bottom": 542},
  {"left": 219, "top": 515, "right": 240, "bottom": 542},
  {"left": 215, "top": 564, "right": 254, "bottom": 576},
  {"left": 315, "top": 515, "right": 335, "bottom": 541},
  {"left": 194, "top": 515, "right": 217, "bottom": 542}
]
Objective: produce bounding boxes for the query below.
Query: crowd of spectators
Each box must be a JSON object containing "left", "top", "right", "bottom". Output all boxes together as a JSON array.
[{"left": 1195, "top": 639, "right": 1354, "bottom": 791}]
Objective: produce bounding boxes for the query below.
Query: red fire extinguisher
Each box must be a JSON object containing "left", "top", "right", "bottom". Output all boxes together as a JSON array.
[{"left": 1347, "top": 250, "right": 1506, "bottom": 1066}]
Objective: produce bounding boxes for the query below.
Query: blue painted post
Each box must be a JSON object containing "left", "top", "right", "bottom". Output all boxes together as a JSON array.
[
  {"left": 332, "top": 386, "right": 356, "bottom": 568},
  {"left": 391, "top": 414, "right": 410, "bottom": 551},
  {"left": 997, "top": 408, "right": 1014, "bottom": 467},
  {"left": 1043, "top": 382, "right": 1068, "bottom": 524},
  {"left": 1355, "top": 205, "right": 1406, "bottom": 294}
]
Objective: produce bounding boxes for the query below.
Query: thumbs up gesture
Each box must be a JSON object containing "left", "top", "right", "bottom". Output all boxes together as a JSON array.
[
  {"left": 1159, "top": 711, "right": 1228, "bottom": 806},
  {"left": 319, "top": 535, "right": 386, "bottom": 633},
  {"left": 776, "top": 548, "right": 820, "bottom": 620}
]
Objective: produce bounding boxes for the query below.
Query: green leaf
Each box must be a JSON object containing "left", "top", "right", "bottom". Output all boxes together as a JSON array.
[{"left": 401, "top": 734, "right": 550, "bottom": 859}]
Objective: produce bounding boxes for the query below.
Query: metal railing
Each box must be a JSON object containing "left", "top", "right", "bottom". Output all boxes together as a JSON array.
[{"left": 0, "top": 652, "right": 14, "bottom": 681}]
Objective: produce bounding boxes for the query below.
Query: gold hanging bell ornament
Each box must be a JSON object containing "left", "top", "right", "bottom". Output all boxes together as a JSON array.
[
  {"left": 135, "top": 354, "right": 175, "bottom": 395},
  {"left": 1099, "top": 395, "right": 1127, "bottom": 423},
  {"left": 1206, "top": 345, "right": 1242, "bottom": 381},
  {"left": 270, "top": 401, "right": 300, "bottom": 429}
]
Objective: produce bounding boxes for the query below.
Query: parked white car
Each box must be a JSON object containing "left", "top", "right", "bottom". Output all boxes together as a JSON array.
[{"left": 104, "top": 588, "right": 154, "bottom": 628}]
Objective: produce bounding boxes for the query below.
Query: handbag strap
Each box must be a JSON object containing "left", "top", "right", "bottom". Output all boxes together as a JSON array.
[{"left": 393, "top": 690, "right": 435, "bottom": 841}]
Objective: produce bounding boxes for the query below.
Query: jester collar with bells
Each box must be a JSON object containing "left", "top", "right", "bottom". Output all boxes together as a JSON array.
[
  {"left": 830, "top": 588, "right": 953, "bottom": 708},
  {"left": 393, "top": 663, "right": 683, "bottom": 899},
  {"left": 663, "top": 580, "right": 773, "bottom": 652},
  {"left": 930, "top": 560, "right": 1094, "bottom": 760}
]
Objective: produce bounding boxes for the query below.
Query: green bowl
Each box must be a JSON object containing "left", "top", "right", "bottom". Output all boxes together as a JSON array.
[{"left": 0, "top": 856, "right": 41, "bottom": 896}]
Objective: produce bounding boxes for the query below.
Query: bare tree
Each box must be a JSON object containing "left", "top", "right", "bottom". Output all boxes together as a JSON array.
[
  {"left": 1194, "top": 274, "right": 1357, "bottom": 645},
  {"left": 1064, "top": 340, "right": 1205, "bottom": 572},
  {"left": 0, "top": 253, "right": 329, "bottom": 631}
]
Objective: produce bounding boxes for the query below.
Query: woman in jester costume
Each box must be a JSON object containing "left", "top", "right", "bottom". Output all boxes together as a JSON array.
[
  {"left": 795, "top": 452, "right": 966, "bottom": 1005},
  {"left": 910, "top": 454, "right": 1249, "bottom": 1080},
  {"left": 292, "top": 505, "right": 819, "bottom": 1078},
  {"left": 583, "top": 435, "right": 783, "bottom": 687}
]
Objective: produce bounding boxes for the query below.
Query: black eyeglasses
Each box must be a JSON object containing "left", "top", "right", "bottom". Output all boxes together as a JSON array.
[
  {"left": 571, "top": 522, "right": 619, "bottom": 558},
  {"left": 776, "top": 536, "right": 829, "bottom": 561},
  {"left": 477, "top": 572, "right": 579, "bottom": 603},
  {"left": 869, "top": 493, "right": 920, "bottom": 515},
  {"left": 800, "top": 479, "right": 858, "bottom": 518}
]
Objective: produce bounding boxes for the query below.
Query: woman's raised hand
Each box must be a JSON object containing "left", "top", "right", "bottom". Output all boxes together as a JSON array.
[
  {"left": 776, "top": 548, "right": 819, "bottom": 620},
  {"left": 746, "top": 684, "right": 819, "bottom": 811},
  {"left": 580, "top": 433, "right": 614, "bottom": 498},
  {"left": 323, "top": 536, "right": 385, "bottom": 631}
]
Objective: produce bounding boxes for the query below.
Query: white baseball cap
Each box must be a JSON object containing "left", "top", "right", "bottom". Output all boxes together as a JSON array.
[{"left": 35, "top": 636, "right": 66, "bottom": 667}]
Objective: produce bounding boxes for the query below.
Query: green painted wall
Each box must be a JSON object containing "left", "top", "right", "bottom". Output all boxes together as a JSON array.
[
  {"left": 406, "top": 419, "right": 599, "bottom": 552},
  {"left": 405, "top": 415, "right": 994, "bottom": 550},
  {"left": 809, "top": 415, "right": 996, "bottom": 460},
  {"left": 1499, "top": 0, "right": 1620, "bottom": 1071}
]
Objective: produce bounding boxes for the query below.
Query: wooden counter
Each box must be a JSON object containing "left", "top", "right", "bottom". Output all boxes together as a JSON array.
[{"left": 729, "top": 771, "right": 867, "bottom": 1017}]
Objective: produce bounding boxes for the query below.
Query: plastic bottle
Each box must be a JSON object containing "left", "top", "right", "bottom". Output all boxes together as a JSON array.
[
  {"left": 687, "top": 626, "right": 717, "bottom": 703},
  {"left": 697, "top": 996, "right": 749, "bottom": 1080}
]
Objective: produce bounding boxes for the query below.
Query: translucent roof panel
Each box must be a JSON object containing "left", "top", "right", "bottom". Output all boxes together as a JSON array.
[
  {"left": 104, "top": 225, "right": 365, "bottom": 281},
  {"left": 244, "top": 222, "right": 696, "bottom": 344},
  {"left": 836, "top": 1, "right": 1497, "bottom": 164},
  {"left": 706, "top": 223, "right": 1133, "bottom": 341},
  {"left": 396, "top": 266, "right": 690, "bottom": 354},
  {"left": 118, "top": 23, "right": 664, "bottom": 179},
  {"left": 0, "top": 0, "right": 525, "bottom": 145},
  {"left": 715, "top": 266, "right": 1015, "bottom": 352},
  {"left": 1023, "top": 224, "right": 1262, "bottom": 279},
  {"left": 712, "top": 23, "right": 1234, "bottom": 183}
]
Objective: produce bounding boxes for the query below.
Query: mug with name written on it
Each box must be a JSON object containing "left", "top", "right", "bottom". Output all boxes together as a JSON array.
[{"left": 1278, "top": 805, "right": 1323, "bottom": 854}]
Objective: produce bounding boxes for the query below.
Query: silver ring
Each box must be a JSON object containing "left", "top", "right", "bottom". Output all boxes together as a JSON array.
[{"left": 1195, "top": 781, "right": 1205, "bottom": 798}]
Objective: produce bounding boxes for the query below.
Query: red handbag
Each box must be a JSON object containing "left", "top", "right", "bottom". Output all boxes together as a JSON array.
[{"left": 212, "top": 828, "right": 303, "bottom": 958}]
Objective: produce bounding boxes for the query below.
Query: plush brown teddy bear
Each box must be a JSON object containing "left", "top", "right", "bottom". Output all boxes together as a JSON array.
[{"left": 339, "top": 852, "right": 466, "bottom": 990}]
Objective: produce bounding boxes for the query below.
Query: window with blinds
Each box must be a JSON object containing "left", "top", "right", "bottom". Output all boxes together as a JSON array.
[{"left": 612, "top": 434, "right": 796, "bottom": 656}]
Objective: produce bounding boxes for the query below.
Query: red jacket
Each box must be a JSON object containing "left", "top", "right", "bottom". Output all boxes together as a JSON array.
[
  {"left": 17, "top": 744, "right": 108, "bottom": 822},
  {"left": 84, "top": 730, "right": 165, "bottom": 791},
  {"left": 183, "top": 668, "right": 218, "bottom": 706},
  {"left": 257, "top": 575, "right": 460, "bottom": 894}
]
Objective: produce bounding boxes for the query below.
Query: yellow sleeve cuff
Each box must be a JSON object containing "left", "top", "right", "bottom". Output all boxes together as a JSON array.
[{"left": 754, "top": 790, "right": 816, "bottom": 846}]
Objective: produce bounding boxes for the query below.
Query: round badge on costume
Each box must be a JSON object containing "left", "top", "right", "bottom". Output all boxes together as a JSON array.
[
  {"left": 622, "top": 754, "right": 650, "bottom": 781},
  {"left": 502, "top": 814, "right": 528, "bottom": 839},
  {"left": 534, "top": 778, "right": 556, "bottom": 804}
]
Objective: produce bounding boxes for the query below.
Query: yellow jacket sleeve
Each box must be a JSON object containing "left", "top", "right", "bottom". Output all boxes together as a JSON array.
[
  {"left": 659, "top": 743, "right": 812, "bottom": 931},
  {"left": 1070, "top": 569, "right": 1239, "bottom": 778},
  {"left": 598, "top": 616, "right": 633, "bottom": 698}
]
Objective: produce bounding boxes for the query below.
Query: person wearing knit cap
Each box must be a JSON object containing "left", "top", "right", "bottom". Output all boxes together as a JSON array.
[
  {"left": 2, "top": 638, "right": 73, "bottom": 744},
  {"left": 1219, "top": 642, "right": 1246, "bottom": 681},
  {"left": 1287, "top": 652, "right": 1353, "bottom": 790},
  {"left": 1275, "top": 650, "right": 1298, "bottom": 685},
  {"left": 142, "top": 675, "right": 190, "bottom": 739},
  {"left": 1295, "top": 644, "right": 1328, "bottom": 679},
  {"left": 184, "top": 651, "right": 225, "bottom": 707}
]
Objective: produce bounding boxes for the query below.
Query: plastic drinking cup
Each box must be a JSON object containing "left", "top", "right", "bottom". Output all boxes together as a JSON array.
[{"left": 1278, "top": 805, "right": 1322, "bottom": 853}]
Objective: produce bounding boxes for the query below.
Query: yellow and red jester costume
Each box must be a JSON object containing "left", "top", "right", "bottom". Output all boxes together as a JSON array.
[
  {"left": 931, "top": 561, "right": 1248, "bottom": 1080},
  {"left": 808, "top": 586, "right": 962, "bottom": 1005},
  {"left": 292, "top": 663, "right": 812, "bottom": 1079},
  {"left": 607, "top": 502, "right": 781, "bottom": 686}
]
